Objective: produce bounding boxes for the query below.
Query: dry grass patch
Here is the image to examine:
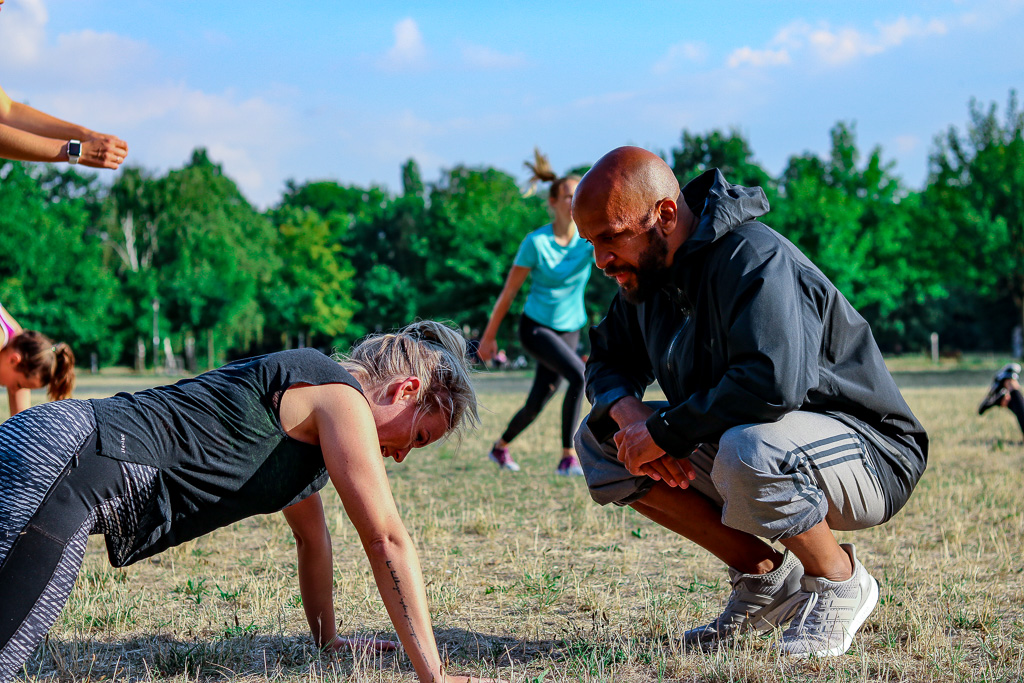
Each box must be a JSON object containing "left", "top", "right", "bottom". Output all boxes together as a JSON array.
[{"left": 4, "top": 372, "right": 1023, "bottom": 681}]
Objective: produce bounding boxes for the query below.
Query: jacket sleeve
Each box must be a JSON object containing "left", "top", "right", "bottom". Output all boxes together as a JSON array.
[
  {"left": 585, "top": 293, "right": 656, "bottom": 443},
  {"left": 645, "top": 244, "right": 823, "bottom": 456}
]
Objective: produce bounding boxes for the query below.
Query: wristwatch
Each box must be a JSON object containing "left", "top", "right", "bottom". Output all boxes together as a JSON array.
[{"left": 67, "top": 139, "right": 82, "bottom": 165}]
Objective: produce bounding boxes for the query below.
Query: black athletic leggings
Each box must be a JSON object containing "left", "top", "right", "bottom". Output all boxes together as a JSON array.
[
  {"left": 501, "top": 315, "right": 586, "bottom": 449},
  {"left": 0, "top": 434, "right": 126, "bottom": 679},
  {"left": 1008, "top": 389, "right": 1024, "bottom": 437}
]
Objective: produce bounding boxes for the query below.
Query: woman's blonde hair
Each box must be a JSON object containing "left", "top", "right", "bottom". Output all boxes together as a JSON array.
[
  {"left": 523, "top": 148, "right": 580, "bottom": 201},
  {"left": 336, "top": 321, "right": 478, "bottom": 441}
]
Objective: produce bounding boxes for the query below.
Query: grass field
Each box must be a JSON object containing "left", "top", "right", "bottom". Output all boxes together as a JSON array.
[{"left": 4, "top": 364, "right": 1024, "bottom": 682}]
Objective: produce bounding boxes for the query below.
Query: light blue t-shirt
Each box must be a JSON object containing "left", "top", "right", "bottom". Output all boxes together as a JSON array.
[{"left": 513, "top": 224, "right": 594, "bottom": 332}]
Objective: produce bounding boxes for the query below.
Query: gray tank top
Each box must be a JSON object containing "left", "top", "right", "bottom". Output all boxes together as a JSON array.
[{"left": 90, "top": 348, "right": 361, "bottom": 566}]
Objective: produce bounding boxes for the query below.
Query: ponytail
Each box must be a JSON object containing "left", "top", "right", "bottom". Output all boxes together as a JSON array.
[
  {"left": 523, "top": 148, "right": 580, "bottom": 202},
  {"left": 48, "top": 342, "right": 76, "bottom": 401},
  {"left": 10, "top": 331, "right": 77, "bottom": 401}
]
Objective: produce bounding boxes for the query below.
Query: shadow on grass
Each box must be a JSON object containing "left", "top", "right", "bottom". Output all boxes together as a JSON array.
[{"left": 22, "top": 628, "right": 562, "bottom": 681}]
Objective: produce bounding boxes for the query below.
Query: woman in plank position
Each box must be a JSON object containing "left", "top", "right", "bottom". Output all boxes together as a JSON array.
[{"left": 0, "top": 321, "right": 499, "bottom": 683}]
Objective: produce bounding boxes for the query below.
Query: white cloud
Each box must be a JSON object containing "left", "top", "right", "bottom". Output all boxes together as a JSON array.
[
  {"left": 0, "top": 0, "right": 48, "bottom": 65},
  {"left": 727, "top": 47, "right": 791, "bottom": 68},
  {"left": 460, "top": 43, "right": 526, "bottom": 69},
  {"left": 652, "top": 41, "right": 708, "bottom": 74},
  {"left": 379, "top": 17, "right": 427, "bottom": 71},
  {"left": 0, "top": 0, "right": 152, "bottom": 85},
  {"left": 727, "top": 15, "right": 949, "bottom": 69}
]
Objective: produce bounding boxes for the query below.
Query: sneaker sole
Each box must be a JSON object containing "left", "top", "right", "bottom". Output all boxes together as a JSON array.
[{"left": 788, "top": 574, "right": 879, "bottom": 658}]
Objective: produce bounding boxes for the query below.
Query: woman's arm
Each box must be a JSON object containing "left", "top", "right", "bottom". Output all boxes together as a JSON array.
[
  {"left": 0, "top": 302, "right": 23, "bottom": 342},
  {"left": 0, "top": 85, "right": 128, "bottom": 168},
  {"left": 478, "top": 265, "right": 530, "bottom": 362},
  {"left": 282, "top": 493, "right": 337, "bottom": 647},
  {"left": 310, "top": 384, "right": 490, "bottom": 683},
  {"left": 7, "top": 386, "right": 31, "bottom": 416}
]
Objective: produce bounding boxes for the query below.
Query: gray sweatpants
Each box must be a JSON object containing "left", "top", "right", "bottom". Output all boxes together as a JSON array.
[{"left": 574, "top": 408, "right": 887, "bottom": 541}]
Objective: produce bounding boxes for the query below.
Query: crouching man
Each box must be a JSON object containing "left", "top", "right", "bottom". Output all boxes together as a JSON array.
[{"left": 572, "top": 146, "right": 928, "bottom": 657}]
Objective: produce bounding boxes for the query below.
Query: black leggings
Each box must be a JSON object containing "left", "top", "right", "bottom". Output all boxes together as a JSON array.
[
  {"left": 501, "top": 315, "right": 586, "bottom": 449},
  {"left": 1008, "top": 389, "right": 1024, "bottom": 437},
  {"left": 0, "top": 434, "right": 125, "bottom": 680}
]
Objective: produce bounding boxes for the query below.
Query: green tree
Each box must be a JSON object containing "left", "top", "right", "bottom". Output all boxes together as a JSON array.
[
  {"left": 424, "top": 165, "right": 549, "bottom": 336},
  {"left": 262, "top": 206, "right": 358, "bottom": 347},
  {"left": 672, "top": 128, "right": 775, "bottom": 201},
  {"left": 150, "top": 149, "right": 279, "bottom": 359},
  {"left": 0, "top": 160, "right": 119, "bottom": 360},
  {"left": 772, "top": 123, "right": 941, "bottom": 349},
  {"left": 925, "top": 91, "right": 1024, "bottom": 349}
]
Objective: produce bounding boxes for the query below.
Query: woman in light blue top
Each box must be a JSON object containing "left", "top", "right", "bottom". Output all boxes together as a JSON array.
[{"left": 478, "top": 151, "right": 593, "bottom": 474}]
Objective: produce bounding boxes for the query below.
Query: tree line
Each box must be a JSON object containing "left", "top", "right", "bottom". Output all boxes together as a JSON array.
[{"left": 1, "top": 92, "right": 1021, "bottom": 370}]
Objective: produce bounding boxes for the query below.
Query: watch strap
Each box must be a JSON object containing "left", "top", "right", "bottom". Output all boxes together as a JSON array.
[{"left": 67, "top": 139, "right": 82, "bottom": 165}]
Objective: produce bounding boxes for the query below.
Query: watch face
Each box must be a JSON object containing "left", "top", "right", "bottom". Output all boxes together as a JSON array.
[{"left": 68, "top": 141, "right": 82, "bottom": 156}]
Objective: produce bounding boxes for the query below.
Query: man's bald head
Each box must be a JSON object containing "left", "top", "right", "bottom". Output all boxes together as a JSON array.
[
  {"left": 572, "top": 146, "right": 681, "bottom": 227},
  {"left": 572, "top": 147, "right": 693, "bottom": 304}
]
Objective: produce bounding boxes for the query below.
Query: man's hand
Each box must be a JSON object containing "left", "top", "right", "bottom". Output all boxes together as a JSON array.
[
  {"left": 638, "top": 453, "right": 696, "bottom": 489},
  {"left": 613, "top": 421, "right": 696, "bottom": 488},
  {"left": 614, "top": 421, "right": 665, "bottom": 474}
]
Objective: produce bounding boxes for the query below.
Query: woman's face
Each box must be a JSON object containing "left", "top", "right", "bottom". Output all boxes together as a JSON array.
[
  {"left": 373, "top": 379, "right": 448, "bottom": 463},
  {"left": 0, "top": 350, "right": 42, "bottom": 391},
  {"left": 549, "top": 179, "right": 579, "bottom": 224}
]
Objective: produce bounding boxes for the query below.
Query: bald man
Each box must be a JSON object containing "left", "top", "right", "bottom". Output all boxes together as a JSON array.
[{"left": 572, "top": 147, "right": 927, "bottom": 657}]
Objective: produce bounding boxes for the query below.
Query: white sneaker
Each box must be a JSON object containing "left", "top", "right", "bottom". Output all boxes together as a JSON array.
[
  {"left": 780, "top": 543, "right": 879, "bottom": 658},
  {"left": 682, "top": 550, "right": 804, "bottom": 649}
]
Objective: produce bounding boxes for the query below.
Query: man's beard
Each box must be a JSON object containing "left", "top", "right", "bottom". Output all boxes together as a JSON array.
[{"left": 605, "top": 231, "right": 671, "bottom": 305}]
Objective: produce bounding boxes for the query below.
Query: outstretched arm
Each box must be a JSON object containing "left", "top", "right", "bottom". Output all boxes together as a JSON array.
[
  {"left": 0, "top": 85, "right": 127, "bottom": 168},
  {"left": 312, "top": 384, "right": 495, "bottom": 683},
  {"left": 478, "top": 265, "right": 529, "bottom": 362}
]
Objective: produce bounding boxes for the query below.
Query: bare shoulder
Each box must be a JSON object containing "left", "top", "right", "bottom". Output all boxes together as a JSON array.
[{"left": 280, "top": 382, "right": 371, "bottom": 444}]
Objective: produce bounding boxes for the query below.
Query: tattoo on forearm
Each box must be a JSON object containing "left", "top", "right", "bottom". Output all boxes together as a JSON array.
[{"left": 386, "top": 560, "right": 425, "bottom": 652}]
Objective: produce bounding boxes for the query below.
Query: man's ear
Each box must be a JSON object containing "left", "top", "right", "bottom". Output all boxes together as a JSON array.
[{"left": 656, "top": 197, "right": 679, "bottom": 237}]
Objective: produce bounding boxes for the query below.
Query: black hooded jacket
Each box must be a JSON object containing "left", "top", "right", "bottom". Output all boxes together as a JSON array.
[{"left": 585, "top": 170, "right": 928, "bottom": 516}]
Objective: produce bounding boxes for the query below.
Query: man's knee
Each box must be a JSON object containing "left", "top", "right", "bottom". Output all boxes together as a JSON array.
[
  {"left": 573, "top": 418, "right": 653, "bottom": 506},
  {"left": 711, "top": 422, "right": 786, "bottom": 486}
]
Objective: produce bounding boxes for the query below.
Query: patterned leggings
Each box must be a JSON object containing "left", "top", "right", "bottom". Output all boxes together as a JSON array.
[{"left": 0, "top": 401, "right": 128, "bottom": 683}]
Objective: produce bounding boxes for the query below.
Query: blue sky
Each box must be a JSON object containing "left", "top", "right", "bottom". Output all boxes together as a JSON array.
[{"left": 2, "top": 0, "right": 1021, "bottom": 207}]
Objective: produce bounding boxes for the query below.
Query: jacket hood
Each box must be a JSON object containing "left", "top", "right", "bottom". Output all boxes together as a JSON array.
[{"left": 676, "top": 169, "right": 770, "bottom": 258}]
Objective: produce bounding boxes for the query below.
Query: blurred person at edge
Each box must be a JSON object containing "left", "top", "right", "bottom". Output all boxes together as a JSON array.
[{"left": 0, "top": 302, "right": 75, "bottom": 417}]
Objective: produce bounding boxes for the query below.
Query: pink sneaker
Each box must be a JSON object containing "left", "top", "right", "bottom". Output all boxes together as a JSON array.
[
  {"left": 487, "top": 445, "right": 520, "bottom": 472},
  {"left": 556, "top": 455, "right": 584, "bottom": 477}
]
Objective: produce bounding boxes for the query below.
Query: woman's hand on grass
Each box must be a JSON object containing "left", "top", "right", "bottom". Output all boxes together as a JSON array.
[{"left": 324, "top": 635, "right": 399, "bottom": 652}]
